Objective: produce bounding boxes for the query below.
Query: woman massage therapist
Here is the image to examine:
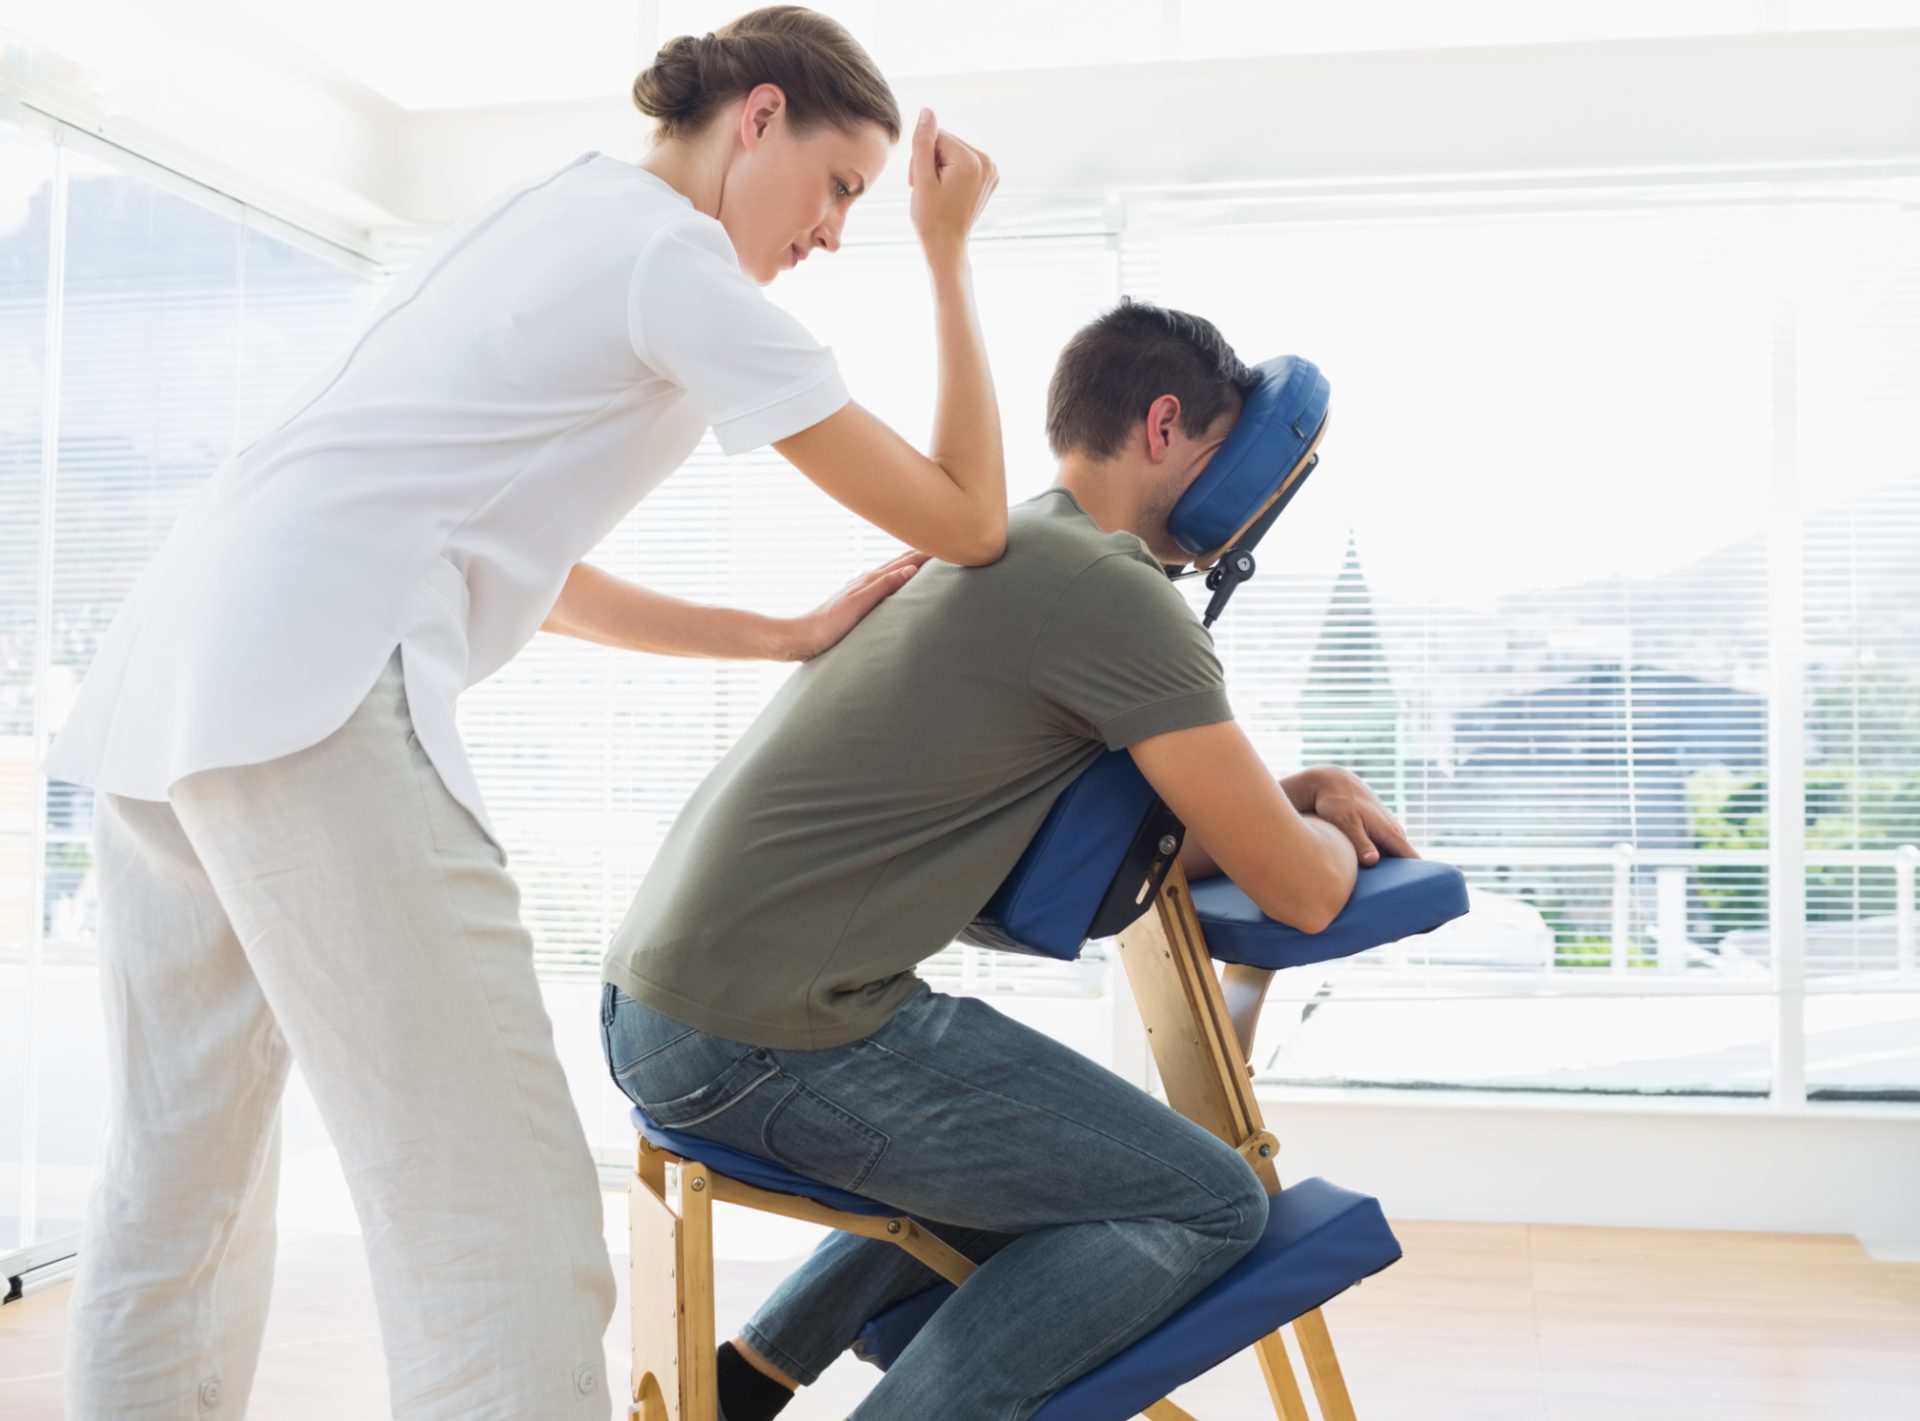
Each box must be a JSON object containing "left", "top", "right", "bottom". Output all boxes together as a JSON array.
[{"left": 45, "top": 8, "right": 1002, "bottom": 1419}]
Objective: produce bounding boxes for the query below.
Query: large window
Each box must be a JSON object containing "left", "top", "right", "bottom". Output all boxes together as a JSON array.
[
  {"left": 8, "top": 133, "right": 1916, "bottom": 1227},
  {"left": 1122, "top": 182, "right": 1919, "bottom": 1100},
  {"left": 461, "top": 174, "right": 1917, "bottom": 1129},
  {"left": 3, "top": 120, "right": 380, "bottom": 1252}
]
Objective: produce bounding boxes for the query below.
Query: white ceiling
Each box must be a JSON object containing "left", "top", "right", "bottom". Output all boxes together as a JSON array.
[{"left": 8, "top": 0, "right": 1916, "bottom": 113}]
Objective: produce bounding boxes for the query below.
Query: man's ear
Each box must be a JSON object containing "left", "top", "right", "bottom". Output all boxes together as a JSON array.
[
  {"left": 1144, "top": 393, "right": 1182, "bottom": 464},
  {"left": 739, "top": 83, "right": 786, "bottom": 148}
]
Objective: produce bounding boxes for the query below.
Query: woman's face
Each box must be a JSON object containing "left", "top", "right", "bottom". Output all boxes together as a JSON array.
[{"left": 720, "top": 86, "right": 892, "bottom": 285}]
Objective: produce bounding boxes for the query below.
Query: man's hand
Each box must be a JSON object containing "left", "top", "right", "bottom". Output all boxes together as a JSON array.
[{"left": 1280, "top": 766, "right": 1418, "bottom": 866}]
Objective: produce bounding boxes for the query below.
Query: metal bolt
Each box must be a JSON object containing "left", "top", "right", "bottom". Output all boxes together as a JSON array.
[
  {"left": 1259, "top": 1144, "right": 1273, "bottom": 1158},
  {"left": 1158, "top": 834, "right": 1178, "bottom": 856},
  {"left": 886, "top": 1220, "right": 902, "bottom": 1234},
  {"left": 690, "top": 1177, "right": 705, "bottom": 1192}
]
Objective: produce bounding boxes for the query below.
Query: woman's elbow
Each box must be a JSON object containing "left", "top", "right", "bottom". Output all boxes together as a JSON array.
[{"left": 949, "top": 508, "right": 1008, "bottom": 567}]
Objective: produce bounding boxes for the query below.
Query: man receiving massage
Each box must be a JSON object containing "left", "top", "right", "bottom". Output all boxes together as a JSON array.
[{"left": 598, "top": 299, "right": 1416, "bottom": 1421}]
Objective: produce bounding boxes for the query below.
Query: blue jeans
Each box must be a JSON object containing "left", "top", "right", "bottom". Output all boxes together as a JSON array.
[{"left": 600, "top": 978, "right": 1268, "bottom": 1421}]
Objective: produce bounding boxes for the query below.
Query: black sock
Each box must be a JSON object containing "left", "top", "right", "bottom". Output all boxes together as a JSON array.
[{"left": 717, "top": 1340, "right": 795, "bottom": 1421}]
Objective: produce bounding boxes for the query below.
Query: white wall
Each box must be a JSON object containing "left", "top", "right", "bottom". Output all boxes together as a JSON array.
[{"left": 395, "top": 29, "right": 1920, "bottom": 238}]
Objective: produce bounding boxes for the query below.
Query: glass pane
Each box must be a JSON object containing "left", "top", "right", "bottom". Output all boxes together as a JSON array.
[
  {"left": 1133, "top": 191, "right": 1791, "bottom": 1094},
  {"left": 32, "top": 151, "right": 381, "bottom": 1239},
  {"left": 0, "top": 120, "right": 55, "bottom": 1252},
  {"left": 1795, "top": 189, "right": 1920, "bottom": 1101},
  {"left": 31, "top": 150, "right": 245, "bottom": 1241}
]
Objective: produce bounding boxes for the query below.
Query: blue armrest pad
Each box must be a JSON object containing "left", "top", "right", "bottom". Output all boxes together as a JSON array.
[
  {"left": 854, "top": 1176, "right": 1402, "bottom": 1421},
  {"left": 1192, "top": 856, "right": 1469, "bottom": 970}
]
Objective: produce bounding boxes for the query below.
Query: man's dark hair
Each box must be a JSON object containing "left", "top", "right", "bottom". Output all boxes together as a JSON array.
[{"left": 1044, "top": 298, "right": 1258, "bottom": 460}]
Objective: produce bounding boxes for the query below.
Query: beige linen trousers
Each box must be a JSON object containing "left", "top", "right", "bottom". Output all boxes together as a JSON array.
[{"left": 64, "top": 649, "right": 617, "bottom": 1420}]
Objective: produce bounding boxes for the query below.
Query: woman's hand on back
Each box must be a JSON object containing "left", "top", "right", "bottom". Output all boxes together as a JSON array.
[
  {"left": 908, "top": 107, "right": 998, "bottom": 262},
  {"left": 782, "top": 548, "right": 932, "bottom": 661}
]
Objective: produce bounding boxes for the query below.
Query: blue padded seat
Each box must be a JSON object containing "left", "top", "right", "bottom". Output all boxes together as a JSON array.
[
  {"left": 1193, "top": 856, "right": 1470, "bottom": 971},
  {"left": 631, "top": 1107, "right": 897, "bottom": 1218},
  {"left": 853, "top": 1177, "right": 1402, "bottom": 1421}
]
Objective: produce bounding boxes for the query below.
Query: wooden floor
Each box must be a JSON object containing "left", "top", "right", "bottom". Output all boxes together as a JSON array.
[{"left": 4, "top": 1211, "right": 1917, "bottom": 1419}]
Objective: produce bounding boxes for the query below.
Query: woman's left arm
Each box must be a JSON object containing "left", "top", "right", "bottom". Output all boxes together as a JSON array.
[{"left": 539, "top": 550, "right": 927, "bottom": 661}]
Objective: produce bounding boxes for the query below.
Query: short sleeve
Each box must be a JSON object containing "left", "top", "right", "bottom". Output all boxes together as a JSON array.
[
  {"left": 1028, "top": 553, "right": 1233, "bottom": 750},
  {"left": 628, "top": 217, "right": 850, "bottom": 455}
]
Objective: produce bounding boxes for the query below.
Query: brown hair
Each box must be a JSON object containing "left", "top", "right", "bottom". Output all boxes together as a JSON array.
[
  {"left": 632, "top": 6, "right": 901, "bottom": 144},
  {"left": 1046, "top": 299, "right": 1259, "bottom": 460}
]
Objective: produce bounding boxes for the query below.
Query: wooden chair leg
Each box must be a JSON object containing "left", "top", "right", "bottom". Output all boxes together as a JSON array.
[
  {"left": 1219, "top": 962, "right": 1277, "bottom": 1065},
  {"left": 1119, "top": 869, "right": 1374, "bottom": 1421},
  {"left": 677, "top": 1162, "right": 718, "bottom": 1420},
  {"left": 631, "top": 1141, "right": 720, "bottom": 1420},
  {"left": 1115, "top": 867, "right": 1276, "bottom": 1189},
  {"left": 1252, "top": 1331, "right": 1313, "bottom": 1421},
  {"left": 629, "top": 1142, "right": 679, "bottom": 1418},
  {"left": 1292, "top": 1307, "right": 1358, "bottom": 1421},
  {"left": 1142, "top": 1399, "right": 1204, "bottom": 1420}
]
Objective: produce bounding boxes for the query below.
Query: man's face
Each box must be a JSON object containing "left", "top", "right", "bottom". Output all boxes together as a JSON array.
[{"left": 1135, "top": 405, "right": 1241, "bottom": 563}]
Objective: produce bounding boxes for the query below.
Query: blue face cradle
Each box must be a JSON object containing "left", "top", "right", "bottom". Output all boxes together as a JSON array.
[{"left": 1166, "top": 355, "right": 1332, "bottom": 570}]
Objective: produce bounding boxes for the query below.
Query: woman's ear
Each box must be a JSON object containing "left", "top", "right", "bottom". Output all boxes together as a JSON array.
[{"left": 738, "top": 83, "right": 787, "bottom": 148}]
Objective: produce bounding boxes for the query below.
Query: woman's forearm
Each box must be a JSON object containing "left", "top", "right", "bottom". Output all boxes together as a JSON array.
[
  {"left": 924, "top": 251, "right": 1007, "bottom": 554},
  {"left": 539, "top": 562, "right": 795, "bottom": 660}
]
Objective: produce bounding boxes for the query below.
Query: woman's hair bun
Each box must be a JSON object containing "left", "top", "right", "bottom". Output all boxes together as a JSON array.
[
  {"left": 632, "top": 32, "right": 711, "bottom": 122},
  {"left": 628, "top": 7, "right": 901, "bottom": 145}
]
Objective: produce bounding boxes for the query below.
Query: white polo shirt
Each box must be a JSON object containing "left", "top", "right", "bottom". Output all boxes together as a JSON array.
[{"left": 42, "top": 151, "right": 849, "bottom": 846}]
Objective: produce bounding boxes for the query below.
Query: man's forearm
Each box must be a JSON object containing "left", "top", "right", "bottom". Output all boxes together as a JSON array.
[
  {"left": 539, "top": 562, "right": 795, "bottom": 660},
  {"left": 1177, "top": 768, "right": 1327, "bottom": 881},
  {"left": 1180, "top": 811, "right": 1357, "bottom": 919}
]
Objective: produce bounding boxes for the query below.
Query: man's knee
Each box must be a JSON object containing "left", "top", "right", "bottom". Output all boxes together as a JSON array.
[
  {"left": 1229, "top": 1166, "right": 1270, "bottom": 1247},
  {"left": 1202, "top": 1142, "right": 1271, "bottom": 1251}
]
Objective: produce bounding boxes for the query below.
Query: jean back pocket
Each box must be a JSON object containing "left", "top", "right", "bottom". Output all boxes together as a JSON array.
[{"left": 603, "top": 985, "right": 779, "bottom": 1130}]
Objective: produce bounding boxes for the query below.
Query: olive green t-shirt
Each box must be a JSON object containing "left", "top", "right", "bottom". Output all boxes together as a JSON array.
[{"left": 601, "top": 487, "right": 1233, "bottom": 1049}]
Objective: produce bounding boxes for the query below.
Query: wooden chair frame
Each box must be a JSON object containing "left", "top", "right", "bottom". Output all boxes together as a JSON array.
[{"left": 628, "top": 865, "right": 1358, "bottom": 1421}]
